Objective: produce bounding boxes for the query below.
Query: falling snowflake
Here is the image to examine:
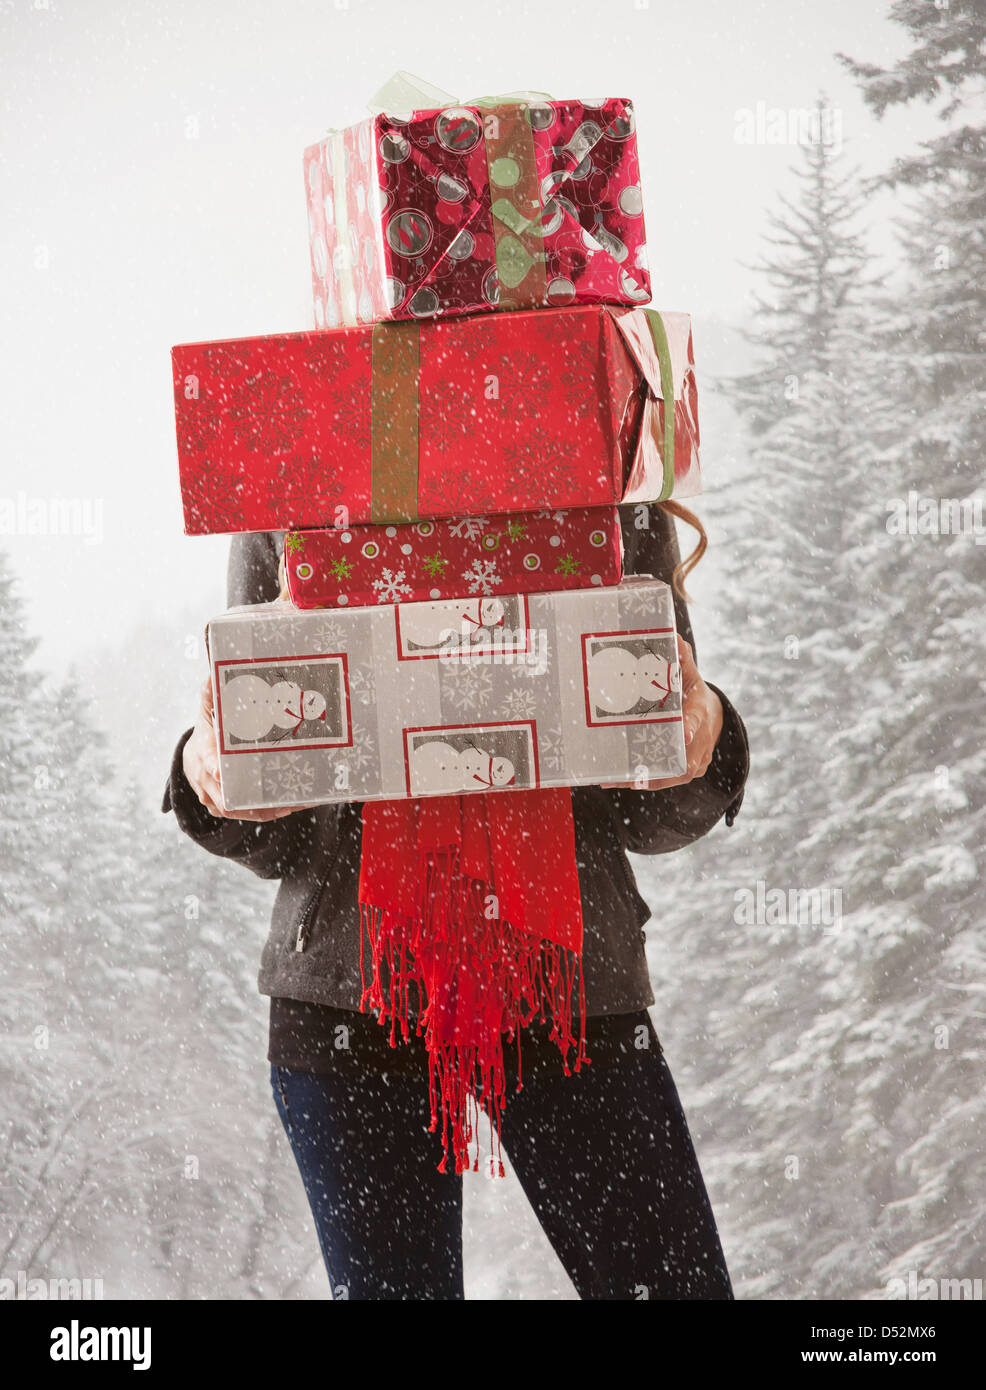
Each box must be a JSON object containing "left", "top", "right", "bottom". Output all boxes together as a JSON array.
[
  {"left": 462, "top": 558, "right": 501, "bottom": 595},
  {"left": 443, "top": 663, "right": 495, "bottom": 712},
  {"left": 371, "top": 567, "right": 413, "bottom": 603},
  {"left": 447, "top": 516, "right": 489, "bottom": 540},
  {"left": 503, "top": 687, "right": 537, "bottom": 720}
]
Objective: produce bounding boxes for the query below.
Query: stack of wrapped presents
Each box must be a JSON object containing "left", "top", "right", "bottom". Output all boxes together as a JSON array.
[{"left": 171, "top": 83, "right": 702, "bottom": 815}]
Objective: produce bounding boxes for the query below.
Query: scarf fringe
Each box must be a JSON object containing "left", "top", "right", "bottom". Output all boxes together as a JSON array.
[{"left": 359, "top": 852, "right": 588, "bottom": 1177}]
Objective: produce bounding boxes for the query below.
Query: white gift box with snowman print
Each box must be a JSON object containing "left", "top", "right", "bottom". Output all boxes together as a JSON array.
[{"left": 208, "top": 577, "right": 685, "bottom": 811}]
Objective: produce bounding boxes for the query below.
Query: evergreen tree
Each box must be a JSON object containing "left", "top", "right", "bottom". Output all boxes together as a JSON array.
[
  {"left": 633, "top": 62, "right": 985, "bottom": 1292},
  {"left": 0, "top": 551, "right": 45, "bottom": 931}
]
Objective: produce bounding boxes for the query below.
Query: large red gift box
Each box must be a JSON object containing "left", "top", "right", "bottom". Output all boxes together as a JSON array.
[
  {"left": 304, "top": 97, "right": 650, "bottom": 327},
  {"left": 172, "top": 304, "right": 700, "bottom": 536},
  {"left": 282, "top": 507, "right": 623, "bottom": 610}
]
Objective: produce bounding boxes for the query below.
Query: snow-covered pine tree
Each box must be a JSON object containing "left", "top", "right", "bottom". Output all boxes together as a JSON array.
[
  {"left": 0, "top": 550, "right": 45, "bottom": 932},
  {"left": 633, "top": 102, "right": 910, "bottom": 1296},
  {"left": 827, "top": 0, "right": 986, "bottom": 1284}
]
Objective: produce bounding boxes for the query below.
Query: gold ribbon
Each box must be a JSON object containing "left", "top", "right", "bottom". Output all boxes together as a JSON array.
[{"left": 370, "top": 321, "right": 420, "bottom": 522}]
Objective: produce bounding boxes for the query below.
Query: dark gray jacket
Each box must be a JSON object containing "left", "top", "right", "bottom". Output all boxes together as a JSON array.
[{"left": 162, "top": 505, "right": 749, "bottom": 1016}]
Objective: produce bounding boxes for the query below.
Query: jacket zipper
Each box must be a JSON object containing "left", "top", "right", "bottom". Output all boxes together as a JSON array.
[{"left": 294, "top": 871, "right": 330, "bottom": 953}]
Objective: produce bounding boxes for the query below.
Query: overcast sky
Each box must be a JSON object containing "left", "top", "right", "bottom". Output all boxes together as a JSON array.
[{"left": 1, "top": 0, "right": 937, "bottom": 664}]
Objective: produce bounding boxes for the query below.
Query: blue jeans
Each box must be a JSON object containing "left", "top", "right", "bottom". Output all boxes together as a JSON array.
[{"left": 270, "top": 1010, "right": 733, "bottom": 1300}]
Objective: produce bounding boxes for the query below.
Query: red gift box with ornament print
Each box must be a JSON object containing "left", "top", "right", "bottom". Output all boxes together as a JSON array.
[
  {"left": 281, "top": 507, "right": 623, "bottom": 610},
  {"left": 305, "top": 97, "right": 650, "bottom": 328},
  {"left": 172, "top": 304, "right": 700, "bottom": 536}
]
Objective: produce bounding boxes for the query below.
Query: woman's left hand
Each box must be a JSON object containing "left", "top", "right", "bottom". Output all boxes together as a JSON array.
[{"left": 601, "top": 635, "right": 723, "bottom": 791}]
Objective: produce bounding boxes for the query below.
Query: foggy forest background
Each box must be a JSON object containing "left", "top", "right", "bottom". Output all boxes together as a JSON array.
[{"left": 2, "top": 3, "right": 984, "bottom": 1298}]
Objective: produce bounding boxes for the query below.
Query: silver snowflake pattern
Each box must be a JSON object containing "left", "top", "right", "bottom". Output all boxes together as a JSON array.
[
  {"left": 535, "top": 726, "right": 566, "bottom": 773},
  {"left": 446, "top": 516, "right": 489, "bottom": 540},
  {"left": 619, "top": 583, "right": 675, "bottom": 620},
  {"left": 503, "top": 687, "right": 537, "bottom": 721},
  {"left": 534, "top": 508, "right": 568, "bottom": 524},
  {"left": 628, "top": 722, "right": 684, "bottom": 776},
  {"left": 462, "top": 558, "right": 501, "bottom": 595},
  {"left": 262, "top": 613, "right": 328, "bottom": 653},
  {"left": 263, "top": 756, "right": 317, "bottom": 804},
  {"left": 371, "top": 568, "right": 413, "bottom": 604},
  {"left": 443, "top": 662, "right": 495, "bottom": 713},
  {"left": 337, "top": 737, "right": 379, "bottom": 778},
  {"left": 348, "top": 664, "right": 377, "bottom": 707}
]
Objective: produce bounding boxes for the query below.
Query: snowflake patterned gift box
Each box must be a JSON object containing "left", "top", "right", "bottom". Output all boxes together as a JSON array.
[
  {"left": 305, "top": 96, "right": 650, "bottom": 327},
  {"left": 208, "top": 576, "right": 686, "bottom": 812},
  {"left": 172, "top": 303, "right": 700, "bottom": 536},
  {"left": 282, "top": 507, "right": 623, "bottom": 610}
]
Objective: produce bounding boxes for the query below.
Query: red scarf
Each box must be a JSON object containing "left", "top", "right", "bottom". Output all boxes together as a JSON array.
[{"left": 358, "top": 788, "right": 587, "bottom": 1175}]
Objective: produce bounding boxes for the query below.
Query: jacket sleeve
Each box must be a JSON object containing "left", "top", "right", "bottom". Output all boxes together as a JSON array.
[
  {"left": 160, "top": 528, "right": 316, "bottom": 881},
  {"left": 604, "top": 503, "right": 750, "bottom": 855}
]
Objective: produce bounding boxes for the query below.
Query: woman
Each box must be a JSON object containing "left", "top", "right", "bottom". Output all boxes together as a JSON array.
[{"left": 163, "top": 501, "right": 749, "bottom": 1300}]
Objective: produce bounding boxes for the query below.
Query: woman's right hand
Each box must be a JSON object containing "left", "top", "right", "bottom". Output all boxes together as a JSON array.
[{"left": 182, "top": 677, "right": 314, "bottom": 822}]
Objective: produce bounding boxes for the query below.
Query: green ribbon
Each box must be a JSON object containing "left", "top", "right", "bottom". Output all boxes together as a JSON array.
[
  {"left": 482, "top": 103, "right": 546, "bottom": 307},
  {"left": 468, "top": 90, "right": 554, "bottom": 108},
  {"left": 642, "top": 309, "right": 676, "bottom": 501}
]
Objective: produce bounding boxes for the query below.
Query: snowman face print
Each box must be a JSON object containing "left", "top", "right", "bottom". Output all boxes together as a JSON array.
[
  {"left": 395, "top": 594, "right": 529, "bottom": 660},
  {"left": 214, "top": 655, "right": 352, "bottom": 753},
  {"left": 581, "top": 630, "right": 682, "bottom": 726},
  {"left": 403, "top": 722, "right": 538, "bottom": 798}
]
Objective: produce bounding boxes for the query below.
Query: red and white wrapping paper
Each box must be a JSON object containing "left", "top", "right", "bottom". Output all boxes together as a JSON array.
[
  {"left": 282, "top": 507, "right": 623, "bottom": 609},
  {"left": 304, "top": 96, "right": 650, "bottom": 326}
]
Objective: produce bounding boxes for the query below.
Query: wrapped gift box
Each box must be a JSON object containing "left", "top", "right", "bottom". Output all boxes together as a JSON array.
[
  {"left": 304, "top": 97, "right": 650, "bottom": 327},
  {"left": 209, "top": 576, "right": 685, "bottom": 811},
  {"left": 282, "top": 507, "right": 623, "bottom": 609},
  {"left": 173, "top": 304, "right": 700, "bottom": 535}
]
